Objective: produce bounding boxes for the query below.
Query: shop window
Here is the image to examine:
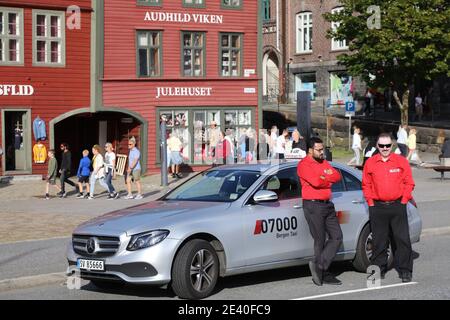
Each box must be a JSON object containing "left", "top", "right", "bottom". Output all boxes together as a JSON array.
[
  {"left": 296, "top": 12, "right": 312, "bottom": 53},
  {"left": 295, "top": 73, "right": 317, "bottom": 101},
  {"left": 183, "top": 0, "right": 205, "bottom": 8},
  {"left": 329, "top": 72, "right": 353, "bottom": 106},
  {"left": 0, "top": 7, "right": 24, "bottom": 65},
  {"left": 137, "top": 31, "right": 162, "bottom": 77},
  {"left": 220, "top": 33, "right": 242, "bottom": 77},
  {"left": 222, "top": 0, "right": 242, "bottom": 9},
  {"left": 32, "top": 10, "right": 65, "bottom": 66},
  {"left": 159, "top": 109, "right": 252, "bottom": 165},
  {"left": 137, "top": 0, "right": 161, "bottom": 5},
  {"left": 160, "top": 111, "right": 190, "bottom": 163},
  {"left": 182, "top": 32, "right": 205, "bottom": 77},
  {"left": 331, "top": 7, "right": 348, "bottom": 51}
]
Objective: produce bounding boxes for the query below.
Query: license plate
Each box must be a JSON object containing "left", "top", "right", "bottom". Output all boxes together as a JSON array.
[{"left": 77, "top": 259, "right": 105, "bottom": 271}]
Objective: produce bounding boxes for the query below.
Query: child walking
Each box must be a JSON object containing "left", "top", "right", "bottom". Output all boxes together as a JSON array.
[
  {"left": 76, "top": 150, "right": 91, "bottom": 198},
  {"left": 45, "top": 150, "right": 61, "bottom": 199}
]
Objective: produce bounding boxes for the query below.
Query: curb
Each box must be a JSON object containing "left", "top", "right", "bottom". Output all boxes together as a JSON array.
[
  {"left": 421, "top": 226, "right": 450, "bottom": 237},
  {"left": 0, "top": 272, "right": 66, "bottom": 293}
]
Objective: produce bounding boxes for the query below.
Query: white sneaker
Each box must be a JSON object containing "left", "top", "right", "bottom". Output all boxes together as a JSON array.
[
  {"left": 87, "top": 195, "right": 94, "bottom": 200},
  {"left": 124, "top": 194, "right": 134, "bottom": 200},
  {"left": 134, "top": 194, "right": 144, "bottom": 200}
]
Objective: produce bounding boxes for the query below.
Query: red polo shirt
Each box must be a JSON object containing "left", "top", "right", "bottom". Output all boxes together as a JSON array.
[
  {"left": 362, "top": 153, "right": 415, "bottom": 206},
  {"left": 297, "top": 156, "right": 341, "bottom": 200}
]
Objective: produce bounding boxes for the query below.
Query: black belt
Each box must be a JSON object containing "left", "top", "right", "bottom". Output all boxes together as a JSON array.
[
  {"left": 374, "top": 198, "right": 401, "bottom": 205},
  {"left": 304, "top": 199, "right": 331, "bottom": 203}
]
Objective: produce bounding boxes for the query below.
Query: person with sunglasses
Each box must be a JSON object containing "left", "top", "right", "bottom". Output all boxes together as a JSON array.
[
  {"left": 125, "top": 137, "right": 143, "bottom": 200},
  {"left": 362, "top": 133, "right": 415, "bottom": 283},
  {"left": 297, "top": 137, "right": 343, "bottom": 286}
]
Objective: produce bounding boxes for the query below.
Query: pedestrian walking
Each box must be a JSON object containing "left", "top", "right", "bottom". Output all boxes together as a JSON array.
[
  {"left": 362, "top": 133, "right": 415, "bottom": 282},
  {"left": 348, "top": 126, "right": 362, "bottom": 165},
  {"left": 291, "top": 129, "right": 307, "bottom": 152},
  {"left": 257, "top": 132, "right": 270, "bottom": 161},
  {"left": 396, "top": 124, "right": 408, "bottom": 157},
  {"left": 224, "top": 129, "right": 235, "bottom": 164},
  {"left": 45, "top": 150, "right": 61, "bottom": 199},
  {"left": 76, "top": 149, "right": 91, "bottom": 198},
  {"left": 406, "top": 128, "right": 423, "bottom": 165},
  {"left": 269, "top": 126, "right": 278, "bottom": 159},
  {"left": 297, "top": 137, "right": 343, "bottom": 286},
  {"left": 104, "top": 142, "right": 119, "bottom": 199},
  {"left": 58, "top": 142, "right": 77, "bottom": 198},
  {"left": 167, "top": 132, "right": 183, "bottom": 178},
  {"left": 87, "top": 144, "right": 108, "bottom": 199},
  {"left": 125, "top": 137, "right": 143, "bottom": 200}
]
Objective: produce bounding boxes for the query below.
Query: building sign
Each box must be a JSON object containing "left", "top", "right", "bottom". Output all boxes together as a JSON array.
[
  {"left": 145, "top": 12, "right": 223, "bottom": 24},
  {"left": 244, "top": 69, "right": 256, "bottom": 77},
  {"left": 0, "top": 85, "right": 34, "bottom": 96},
  {"left": 156, "top": 87, "right": 213, "bottom": 99},
  {"left": 244, "top": 88, "right": 256, "bottom": 94}
]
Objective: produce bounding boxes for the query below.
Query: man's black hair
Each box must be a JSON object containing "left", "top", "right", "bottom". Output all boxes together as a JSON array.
[{"left": 308, "top": 137, "right": 323, "bottom": 150}]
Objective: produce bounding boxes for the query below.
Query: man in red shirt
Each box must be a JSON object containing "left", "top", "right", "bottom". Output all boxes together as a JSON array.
[
  {"left": 297, "top": 137, "right": 343, "bottom": 286},
  {"left": 362, "top": 133, "right": 415, "bottom": 282}
]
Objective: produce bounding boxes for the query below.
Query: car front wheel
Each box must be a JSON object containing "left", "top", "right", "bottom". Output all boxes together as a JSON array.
[
  {"left": 171, "top": 239, "right": 219, "bottom": 299},
  {"left": 353, "top": 224, "right": 394, "bottom": 272}
]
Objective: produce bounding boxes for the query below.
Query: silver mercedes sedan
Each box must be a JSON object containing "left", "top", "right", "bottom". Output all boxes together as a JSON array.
[{"left": 66, "top": 162, "right": 422, "bottom": 299}]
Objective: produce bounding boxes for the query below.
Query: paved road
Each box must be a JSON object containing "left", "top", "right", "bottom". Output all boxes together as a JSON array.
[{"left": 0, "top": 233, "right": 448, "bottom": 300}]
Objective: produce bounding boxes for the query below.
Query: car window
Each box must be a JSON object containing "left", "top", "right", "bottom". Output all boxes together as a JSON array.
[
  {"left": 331, "top": 168, "right": 345, "bottom": 192},
  {"left": 341, "top": 170, "right": 362, "bottom": 191},
  {"left": 163, "top": 170, "right": 261, "bottom": 202},
  {"left": 260, "top": 168, "right": 301, "bottom": 200}
]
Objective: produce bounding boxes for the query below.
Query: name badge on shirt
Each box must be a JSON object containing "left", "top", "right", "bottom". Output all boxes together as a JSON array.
[{"left": 390, "top": 168, "right": 401, "bottom": 173}]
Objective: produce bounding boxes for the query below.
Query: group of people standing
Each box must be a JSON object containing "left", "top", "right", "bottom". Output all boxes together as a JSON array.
[
  {"left": 348, "top": 124, "right": 423, "bottom": 167},
  {"left": 299, "top": 134, "right": 415, "bottom": 286},
  {"left": 45, "top": 137, "right": 142, "bottom": 200}
]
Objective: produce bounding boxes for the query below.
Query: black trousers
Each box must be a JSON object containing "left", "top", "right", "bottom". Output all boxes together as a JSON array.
[
  {"left": 369, "top": 201, "right": 413, "bottom": 274},
  {"left": 60, "top": 169, "right": 76, "bottom": 193},
  {"left": 303, "top": 200, "right": 343, "bottom": 271},
  {"left": 397, "top": 143, "right": 408, "bottom": 158}
]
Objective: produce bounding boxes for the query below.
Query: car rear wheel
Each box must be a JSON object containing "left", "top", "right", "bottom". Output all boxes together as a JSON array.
[
  {"left": 171, "top": 239, "right": 219, "bottom": 300},
  {"left": 353, "top": 224, "right": 394, "bottom": 272}
]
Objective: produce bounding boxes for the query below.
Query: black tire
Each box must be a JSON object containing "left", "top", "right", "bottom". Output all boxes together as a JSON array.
[
  {"left": 171, "top": 239, "right": 219, "bottom": 300},
  {"left": 352, "top": 224, "right": 394, "bottom": 272},
  {"left": 90, "top": 279, "right": 125, "bottom": 290}
]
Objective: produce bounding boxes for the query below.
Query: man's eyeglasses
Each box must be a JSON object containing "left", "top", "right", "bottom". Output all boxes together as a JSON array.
[
  {"left": 128, "top": 143, "right": 133, "bottom": 146},
  {"left": 313, "top": 148, "right": 324, "bottom": 152},
  {"left": 378, "top": 144, "right": 392, "bottom": 149}
]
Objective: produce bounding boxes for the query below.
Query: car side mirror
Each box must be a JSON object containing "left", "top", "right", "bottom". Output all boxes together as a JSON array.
[{"left": 253, "top": 190, "right": 278, "bottom": 203}]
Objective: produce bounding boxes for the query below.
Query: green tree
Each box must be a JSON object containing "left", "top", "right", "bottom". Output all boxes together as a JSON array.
[{"left": 324, "top": 0, "right": 450, "bottom": 125}]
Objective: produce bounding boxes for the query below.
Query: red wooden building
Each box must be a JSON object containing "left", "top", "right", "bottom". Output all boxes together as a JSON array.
[
  {"left": 1, "top": 0, "right": 261, "bottom": 176},
  {"left": 0, "top": 0, "right": 92, "bottom": 175},
  {"left": 100, "top": 0, "right": 262, "bottom": 173}
]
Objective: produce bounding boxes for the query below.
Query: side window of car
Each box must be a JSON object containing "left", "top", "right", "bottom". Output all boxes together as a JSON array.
[
  {"left": 331, "top": 168, "right": 345, "bottom": 193},
  {"left": 341, "top": 170, "right": 362, "bottom": 191},
  {"left": 261, "top": 168, "right": 301, "bottom": 200}
]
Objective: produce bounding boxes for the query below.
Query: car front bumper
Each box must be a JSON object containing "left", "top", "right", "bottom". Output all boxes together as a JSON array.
[{"left": 66, "top": 238, "right": 182, "bottom": 285}]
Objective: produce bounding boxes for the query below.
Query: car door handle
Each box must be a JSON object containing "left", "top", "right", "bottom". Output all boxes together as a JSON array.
[
  {"left": 352, "top": 200, "right": 365, "bottom": 204},
  {"left": 293, "top": 205, "right": 303, "bottom": 209}
]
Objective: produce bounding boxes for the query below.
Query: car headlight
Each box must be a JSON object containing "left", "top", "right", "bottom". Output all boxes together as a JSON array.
[{"left": 127, "top": 230, "right": 169, "bottom": 251}]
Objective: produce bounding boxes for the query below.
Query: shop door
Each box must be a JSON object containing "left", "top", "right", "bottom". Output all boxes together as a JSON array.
[{"left": 3, "top": 110, "right": 31, "bottom": 172}]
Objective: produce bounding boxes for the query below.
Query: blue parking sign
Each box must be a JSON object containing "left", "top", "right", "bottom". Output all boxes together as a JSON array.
[{"left": 345, "top": 101, "right": 355, "bottom": 112}]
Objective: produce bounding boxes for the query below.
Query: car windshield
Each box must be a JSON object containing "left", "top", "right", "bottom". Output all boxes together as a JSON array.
[{"left": 163, "top": 170, "right": 261, "bottom": 202}]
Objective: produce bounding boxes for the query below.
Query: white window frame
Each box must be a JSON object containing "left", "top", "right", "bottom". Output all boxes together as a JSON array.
[
  {"left": 0, "top": 7, "right": 24, "bottom": 66},
  {"left": 296, "top": 12, "right": 313, "bottom": 54},
  {"left": 32, "top": 9, "right": 66, "bottom": 67},
  {"left": 331, "top": 7, "right": 348, "bottom": 51}
]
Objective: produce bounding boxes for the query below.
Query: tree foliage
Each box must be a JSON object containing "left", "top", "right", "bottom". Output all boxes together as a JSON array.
[{"left": 324, "top": 0, "right": 450, "bottom": 91}]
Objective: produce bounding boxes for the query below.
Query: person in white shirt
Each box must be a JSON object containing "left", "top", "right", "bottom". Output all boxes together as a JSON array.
[
  {"left": 348, "top": 126, "right": 362, "bottom": 165},
  {"left": 397, "top": 124, "right": 408, "bottom": 157},
  {"left": 275, "top": 129, "right": 289, "bottom": 161},
  {"left": 269, "top": 125, "right": 278, "bottom": 159}
]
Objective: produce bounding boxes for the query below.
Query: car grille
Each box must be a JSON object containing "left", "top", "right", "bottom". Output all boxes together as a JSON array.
[{"left": 73, "top": 234, "right": 121, "bottom": 258}]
